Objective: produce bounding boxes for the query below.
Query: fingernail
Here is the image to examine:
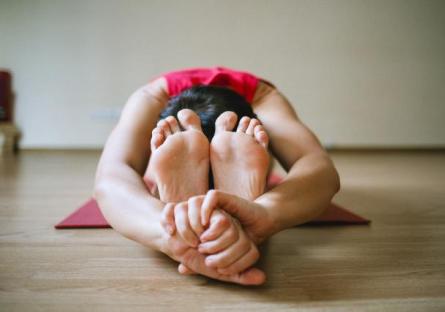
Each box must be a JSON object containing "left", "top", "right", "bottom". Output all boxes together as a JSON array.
[
  {"left": 166, "top": 225, "right": 174, "bottom": 235},
  {"left": 205, "top": 257, "right": 214, "bottom": 266},
  {"left": 200, "top": 231, "right": 210, "bottom": 241}
]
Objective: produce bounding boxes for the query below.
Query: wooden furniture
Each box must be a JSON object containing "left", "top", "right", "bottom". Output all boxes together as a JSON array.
[
  {"left": 0, "top": 150, "right": 444, "bottom": 311},
  {"left": 0, "top": 122, "right": 19, "bottom": 156},
  {"left": 0, "top": 70, "right": 13, "bottom": 122}
]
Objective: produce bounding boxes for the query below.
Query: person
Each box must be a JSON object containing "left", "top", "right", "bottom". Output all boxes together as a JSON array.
[
  {"left": 143, "top": 86, "right": 271, "bottom": 277},
  {"left": 94, "top": 67, "right": 340, "bottom": 285}
]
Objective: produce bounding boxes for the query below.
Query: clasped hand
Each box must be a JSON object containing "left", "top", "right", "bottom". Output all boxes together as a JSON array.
[{"left": 160, "top": 190, "right": 271, "bottom": 285}]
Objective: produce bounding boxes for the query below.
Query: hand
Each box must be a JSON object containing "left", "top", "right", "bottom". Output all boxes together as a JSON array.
[
  {"left": 201, "top": 190, "right": 275, "bottom": 245},
  {"left": 161, "top": 197, "right": 261, "bottom": 275},
  {"left": 199, "top": 210, "right": 260, "bottom": 275},
  {"left": 161, "top": 223, "right": 265, "bottom": 285},
  {"left": 161, "top": 196, "right": 206, "bottom": 248}
]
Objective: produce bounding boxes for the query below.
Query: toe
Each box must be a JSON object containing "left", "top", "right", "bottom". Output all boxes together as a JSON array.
[
  {"left": 177, "top": 109, "right": 202, "bottom": 131},
  {"left": 215, "top": 111, "right": 238, "bottom": 133},
  {"left": 150, "top": 128, "right": 165, "bottom": 152},
  {"left": 238, "top": 268, "right": 266, "bottom": 285},
  {"left": 165, "top": 116, "right": 180, "bottom": 133},
  {"left": 246, "top": 119, "right": 260, "bottom": 136},
  {"left": 254, "top": 125, "right": 269, "bottom": 149},
  {"left": 157, "top": 119, "right": 172, "bottom": 136},
  {"left": 236, "top": 116, "right": 250, "bottom": 133},
  {"left": 178, "top": 263, "right": 196, "bottom": 275}
]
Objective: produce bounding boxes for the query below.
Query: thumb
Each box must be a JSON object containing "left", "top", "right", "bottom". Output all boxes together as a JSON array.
[{"left": 201, "top": 190, "right": 256, "bottom": 227}]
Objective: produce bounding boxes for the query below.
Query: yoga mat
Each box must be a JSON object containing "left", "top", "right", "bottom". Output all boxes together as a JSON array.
[
  {"left": 55, "top": 174, "right": 370, "bottom": 229},
  {"left": 55, "top": 198, "right": 370, "bottom": 229}
]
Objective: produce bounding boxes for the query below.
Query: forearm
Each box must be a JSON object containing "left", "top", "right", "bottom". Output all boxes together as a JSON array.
[
  {"left": 255, "top": 151, "right": 340, "bottom": 234},
  {"left": 94, "top": 164, "right": 168, "bottom": 252}
]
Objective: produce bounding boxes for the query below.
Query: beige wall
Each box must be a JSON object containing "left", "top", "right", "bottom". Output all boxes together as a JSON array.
[{"left": 1, "top": 0, "right": 444, "bottom": 148}]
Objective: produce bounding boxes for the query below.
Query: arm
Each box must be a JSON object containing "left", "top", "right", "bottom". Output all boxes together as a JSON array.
[
  {"left": 94, "top": 78, "right": 169, "bottom": 251},
  {"left": 252, "top": 82, "right": 340, "bottom": 234},
  {"left": 198, "top": 82, "right": 340, "bottom": 244},
  {"left": 161, "top": 196, "right": 260, "bottom": 275},
  {"left": 95, "top": 80, "right": 265, "bottom": 285}
]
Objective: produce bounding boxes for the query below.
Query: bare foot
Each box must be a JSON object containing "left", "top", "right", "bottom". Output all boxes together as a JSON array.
[
  {"left": 143, "top": 109, "right": 209, "bottom": 203},
  {"left": 210, "top": 112, "right": 270, "bottom": 201}
]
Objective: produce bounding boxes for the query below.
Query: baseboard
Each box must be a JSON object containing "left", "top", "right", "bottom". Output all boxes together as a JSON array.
[
  {"left": 19, "top": 146, "right": 445, "bottom": 153},
  {"left": 19, "top": 147, "right": 102, "bottom": 152},
  {"left": 326, "top": 146, "right": 445, "bottom": 152}
]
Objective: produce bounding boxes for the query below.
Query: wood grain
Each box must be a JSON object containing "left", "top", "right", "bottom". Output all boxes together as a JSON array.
[{"left": 1, "top": 150, "right": 444, "bottom": 311}]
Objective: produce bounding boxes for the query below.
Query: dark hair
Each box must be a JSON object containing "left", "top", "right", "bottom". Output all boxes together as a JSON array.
[{"left": 159, "top": 85, "right": 257, "bottom": 140}]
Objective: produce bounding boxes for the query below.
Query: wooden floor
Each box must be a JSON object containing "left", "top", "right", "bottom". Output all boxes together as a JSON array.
[{"left": 1, "top": 150, "right": 445, "bottom": 311}]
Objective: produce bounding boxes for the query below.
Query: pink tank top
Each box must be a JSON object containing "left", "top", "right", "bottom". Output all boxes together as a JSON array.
[{"left": 162, "top": 67, "right": 261, "bottom": 103}]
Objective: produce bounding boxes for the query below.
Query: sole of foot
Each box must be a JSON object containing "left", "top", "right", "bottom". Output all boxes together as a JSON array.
[
  {"left": 144, "top": 109, "right": 210, "bottom": 203},
  {"left": 210, "top": 111, "right": 270, "bottom": 201}
]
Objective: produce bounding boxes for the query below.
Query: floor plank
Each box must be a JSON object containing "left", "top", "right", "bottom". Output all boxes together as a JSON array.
[{"left": 1, "top": 150, "right": 444, "bottom": 311}]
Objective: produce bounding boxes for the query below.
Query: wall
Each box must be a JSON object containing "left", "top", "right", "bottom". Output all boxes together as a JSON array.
[{"left": 1, "top": 0, "right": 444, "bottom": 148}]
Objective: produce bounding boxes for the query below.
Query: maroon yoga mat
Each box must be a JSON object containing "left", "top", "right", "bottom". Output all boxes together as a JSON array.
[
  {"left": 55, "top": 174, "right": 369, "bottom": 229},
  {"left": 55, "top": 198, "right": 370, "bottom": 229}
]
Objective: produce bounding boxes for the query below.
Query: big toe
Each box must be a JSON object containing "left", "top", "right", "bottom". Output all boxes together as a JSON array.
[
  {"left": 177, "top": 109, "right": 202, "bottom": 131},
  {"left": 215, "top": 111, "right": 238, "bottom": 133},
  {"left": 237, "top": 268, "right": 266, "bottom": 286}
]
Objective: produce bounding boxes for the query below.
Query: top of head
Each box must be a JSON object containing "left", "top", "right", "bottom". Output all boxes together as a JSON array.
[{"left": 160, "top": 85, "right": 257, "bottom": 140}]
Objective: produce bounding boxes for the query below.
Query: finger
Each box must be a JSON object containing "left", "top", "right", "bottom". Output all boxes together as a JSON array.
[
  {"left": 200, "top": 210, "right": 231, "bottom": 242},
  {"left": 175, "top": 203, "right": 199, "bottom": 248},
  {"left": 202, "top": 190, "right": 259, "bottom": 235},
  {"left": 205, "top": 233, "right": 252, "bottom": 269},
  {"left": 161, "top": 203, "right": 176, "bottom": 235},
  {"left": 178, "top": 263, "right": 197, "bottom": 275},
  {"left": 199, "top": 222, "right": 238, "bottom": 254},
  {"left": 217, "top": 244, "right": 260, "bottom": 275},
  {"left": 188, "top": 196, "right": 205, "bottom": 236},
  {"left": 201, "top": 190, "right": 219, "bottom": 226}
]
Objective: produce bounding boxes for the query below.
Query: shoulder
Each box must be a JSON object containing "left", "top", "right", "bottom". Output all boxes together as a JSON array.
[
  {"left": 140, "top": 77, "right": 169, "bottom": 102},
  {"left": 251, "top": 80, "right": 279, "bottom": 108}
]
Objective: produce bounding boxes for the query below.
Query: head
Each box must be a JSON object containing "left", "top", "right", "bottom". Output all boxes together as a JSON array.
[{"left": 159, "top": 85, "right": 257, "bottom": 140}]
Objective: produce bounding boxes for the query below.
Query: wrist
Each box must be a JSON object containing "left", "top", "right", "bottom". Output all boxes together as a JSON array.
[
  {"left": 253, "top": 198, "right": 284, "bottom": 242},
  {"left": 158, "top": 231, "right": 174, "bottom": 258},
  {"left": 247, "top": 200, "right": 281, "bottom": 245}
]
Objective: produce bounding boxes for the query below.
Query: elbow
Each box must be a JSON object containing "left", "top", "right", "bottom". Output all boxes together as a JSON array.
[
  {"left": 93, "top": 164, "right": 119, "bottom": 203},
  {"left": 320, "top": 152, "right": 341, "bottom": 199},
  {"left": 93, "top": 174, "right": 112, "bottom": 204},
  {"left": 330, "top": 159, "right": 341, "bottom": 193},
  {"left": 315, "top": 159, "right": 340, "bottom": 218},
  {"left": 93, "top": 181, "right": 106, "bottom": 202}
]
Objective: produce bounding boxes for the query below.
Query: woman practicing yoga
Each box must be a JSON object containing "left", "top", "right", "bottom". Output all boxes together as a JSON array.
[{"left": 95, "top": 67, "right": 340, "bottom": 285}]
